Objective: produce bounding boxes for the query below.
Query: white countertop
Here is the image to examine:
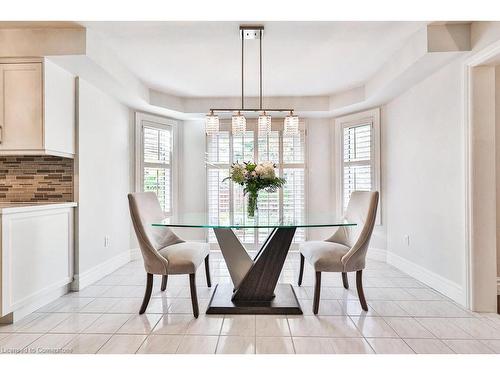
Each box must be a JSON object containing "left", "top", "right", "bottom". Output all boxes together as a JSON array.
[{"left": 0, "top": 202, "right": 77, "bottom": 214}]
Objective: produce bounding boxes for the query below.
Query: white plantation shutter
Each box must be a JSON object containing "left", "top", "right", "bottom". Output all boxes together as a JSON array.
[
  {"left": 337, "top": 108, "right": 380, "bottom": 219},
  {"left": 283, "top": 168, "right": 305, "bottom": 241},
  {"left": 207, "top": 168, "right": 230, "bottom": 243},
  {"left": 258, "top": 131, "right": 280, "bottom": 163},
  {"left": 256, "top": 130, "right": 280, "bottom": 243},
  {"left": 207, "top": 131, "right": 230, "bottom": 164},
  {"left": 207, "top": 131, "right": 231, "bottom": 243},
  {"left": 207, "top": 120, "right": 306, "bottom": 248},
  {"left": 140, "top": 120, "right": 173, "bottom": 214},
  {"left": 342, "top": 123, "right": 372, "bottom": 210},
  {"left": 281, "top": 131, "right": 306, "bottom": 241}
]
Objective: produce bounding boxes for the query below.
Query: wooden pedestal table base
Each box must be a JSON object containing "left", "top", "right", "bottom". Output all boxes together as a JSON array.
[{"left": 206, "top": 227, "right": 302, "bottom": 315}]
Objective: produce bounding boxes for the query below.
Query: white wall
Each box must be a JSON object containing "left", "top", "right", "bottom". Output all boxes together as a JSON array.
[
  {"left": 76, "top": 78, "right": 133, "bottom": 277},
  {"left": 306, "top": 118, "right": 334, "bottom": 240},
  {"left": 382, "top": 58, "right": 467, "bottom": 301},
  {"left": 177, "top": 119, "right": 207, "bottom": 241}
]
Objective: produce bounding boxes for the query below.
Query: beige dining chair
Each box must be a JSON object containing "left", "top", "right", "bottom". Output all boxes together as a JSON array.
[
  {"left": 298, "top": 191, "right": 379, "bottom": 314},
  {"left": 128, "top": 192, "right": 210, "bottom": 318}
]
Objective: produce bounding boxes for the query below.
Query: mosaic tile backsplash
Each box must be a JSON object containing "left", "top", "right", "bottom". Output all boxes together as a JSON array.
[{"left": 0, "top": 156, "right": 74, "bottom": 202}]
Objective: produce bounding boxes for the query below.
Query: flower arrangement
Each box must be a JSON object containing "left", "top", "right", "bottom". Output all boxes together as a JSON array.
[{"left": 224, "top": 161, "right": 286, "bottom": 217}]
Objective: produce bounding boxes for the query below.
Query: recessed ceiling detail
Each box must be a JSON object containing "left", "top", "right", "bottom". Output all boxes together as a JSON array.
[
  {"left": 80, "top": 21, "right": 426, "bottom": 97},
  {"left": 38, "top": 21, "right": 470, "bottom": 120}
]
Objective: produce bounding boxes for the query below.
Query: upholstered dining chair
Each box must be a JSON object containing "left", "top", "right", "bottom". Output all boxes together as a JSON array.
[
  {"left": 298, "top": 191, "right": 379, "bottom": 314},
  {"left": 128, "top": 192, "right": 211, "bottom": 318}
]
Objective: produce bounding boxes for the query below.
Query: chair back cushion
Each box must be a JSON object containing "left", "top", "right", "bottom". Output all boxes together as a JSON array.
[
  {"left": 128, "top": 192, "right": 183, "bottom": 274},
  {"left": 326, "top": 191, "right": 379, "bottom": 271}
]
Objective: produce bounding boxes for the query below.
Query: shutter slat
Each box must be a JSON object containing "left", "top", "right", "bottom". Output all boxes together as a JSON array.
[
  {"left": 342, "top": 123, "right": 373, "bottom": 212},
  {"left": 143, "top": 125, "right": 172, "bottom": 213}
]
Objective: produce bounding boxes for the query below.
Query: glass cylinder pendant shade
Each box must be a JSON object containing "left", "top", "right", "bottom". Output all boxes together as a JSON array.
[
  {"left": 205, "top": 111, "right": 219, "bottom": 135},
  {"left": 258, "top": 113, "right": 272, "bottom": 136},
  {"left": 232, "top": 112, "right": 246, "bottom": 135},
  {"left": 284, "top": 112, "right": 299, "bottom": 135}
]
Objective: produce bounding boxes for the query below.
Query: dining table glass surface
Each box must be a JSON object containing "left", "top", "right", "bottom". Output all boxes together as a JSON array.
[{"left": 152, "top": 212, "right": 356, "bottom": 229}]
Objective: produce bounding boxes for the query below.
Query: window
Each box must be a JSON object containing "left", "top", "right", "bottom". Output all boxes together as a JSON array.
[
  {"left": 335, "top": 108, "right": 380, "bottom": 219},
  {"left": 135, "top": 112, "right": 177, "bottom": 215},
  {"left": 207, "top": 120, "right": 306, "bottom": 248}
]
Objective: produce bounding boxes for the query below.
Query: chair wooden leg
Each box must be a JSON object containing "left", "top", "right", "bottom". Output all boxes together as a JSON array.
[
  {"left": 342, "top": 272, "right": 349, "bottom": 289},
  {"left": 139, "top": 273, "right": 153, "bottom": 314},
  {"left": 204, "top": 254, "right": 211, "bottom": 288},
  {"left": 161, "top": 275, "right": 168, "bottom": 291},
  {"left": 298, "top": 253, "right": 305, "bottom": 286},
  {"left": 189, "top": 273, "right": 199, "bottom": 318},
  {"left": 313, "top": 271, "right": 321, "bottom": 315},
  {"left": 356, "top": 270, "right": 368, "bottom": 311}
]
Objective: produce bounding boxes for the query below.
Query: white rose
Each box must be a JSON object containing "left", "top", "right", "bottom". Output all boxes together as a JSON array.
[
  {"left": 259, "top": 162, "right": 276, "bottom": 179},
  {"left": 255, "top": 165, "right": 264, "bottom": 176}
]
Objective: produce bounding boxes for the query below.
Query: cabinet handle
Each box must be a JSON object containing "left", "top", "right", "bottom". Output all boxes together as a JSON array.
[{"left": 0, "top": 125, "right": 2, "bottom": 144}]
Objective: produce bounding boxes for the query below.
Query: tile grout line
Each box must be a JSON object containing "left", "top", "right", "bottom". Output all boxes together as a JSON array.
[
  {"left": 380, "top": 315, "right": 438, "bottom": 340},
  {"left": 94, "top": 314, "right": 134, "bottom": 354},
  {"left": 133, "top": 334, "right": 150, "bottom": 354},
  {"left": 439, "top": 338, "right": 459, "bottom": 354},
  {"left": 213, "top": 314, "right": 226, "bottom": 354},
  {"left": 254, "top": 315, "right": 257, "bottom": 354},
  {"left": 49, "top": 312, "right": 102, "bottom": 334},
  {"left": 362, "top": 336, "right": 377, "bottom": 354},
  {"left": 286, "top": 315, "right": 297, "bottom": 354},
  {"left": 174, "top": 318, "right": 190, "bottom": 354},
  {"left": 92, "top": 334, "right": 113, "bottom": 354}
]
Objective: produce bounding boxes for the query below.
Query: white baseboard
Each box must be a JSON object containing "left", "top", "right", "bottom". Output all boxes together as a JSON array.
[
  {"left": 4, "top": 284, "right": 70, "bottom": 323},
  {"left": 367, "top": 247, "right": 387, "bottom": 262},
  {"left": 71, "top": 251, "right": 131, "bottom": 290},
  {"left": 386, "top": 251, "right": 466, "bottom": 306}
]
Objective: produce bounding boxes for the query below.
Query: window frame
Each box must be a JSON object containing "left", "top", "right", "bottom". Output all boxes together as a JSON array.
[
  {"left": 135, "top": 112, "right": 179, "bottom": 217},
  {"left": 206, "top": 119, "right": 307, "bottom": 249},
  {"left": 334, "top": 108, "right": 381, "bottom": 224}
]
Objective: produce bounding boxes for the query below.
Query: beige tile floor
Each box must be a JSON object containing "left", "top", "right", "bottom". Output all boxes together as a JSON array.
[{"left": 1, "top": 252, "right": 500, "bottom": 354}]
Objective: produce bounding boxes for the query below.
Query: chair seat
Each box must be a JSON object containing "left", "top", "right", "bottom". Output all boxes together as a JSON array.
[
  {"left": 158, "top": 242, "right": 209, "bottom": 274},
  {"left": 300, "top": 241, "right": 350, "bottom": 272}
]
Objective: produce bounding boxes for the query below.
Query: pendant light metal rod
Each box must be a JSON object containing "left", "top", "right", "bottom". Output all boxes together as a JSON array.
[
  {"left": 241, "top": 28, "right": 245, "bottom": 110},
  {"left": 259, "top": 28, "right": 263, "bottom": 110},
  {"left": 209, "top": 26, "right": 295, "bottom": 116}
]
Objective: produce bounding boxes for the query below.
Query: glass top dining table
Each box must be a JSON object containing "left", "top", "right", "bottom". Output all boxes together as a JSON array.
[
  {"left": 152, "top": 212, "right": 356, "bottom": 229},
  {"left": 152, "top": 212, "right": 356, "bottom": 315}
]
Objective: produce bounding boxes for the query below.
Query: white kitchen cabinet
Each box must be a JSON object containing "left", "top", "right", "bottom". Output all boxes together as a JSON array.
[
  {"left": 0, "top": 203, "right": 77, "bottom": 321},
  {"left": 0, "top": 59, "right": 75, "bottom": 158}
]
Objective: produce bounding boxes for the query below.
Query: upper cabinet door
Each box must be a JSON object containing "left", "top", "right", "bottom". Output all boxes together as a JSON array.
[{"left": 0, "top": 63, "right": 43, "bottom": 150}]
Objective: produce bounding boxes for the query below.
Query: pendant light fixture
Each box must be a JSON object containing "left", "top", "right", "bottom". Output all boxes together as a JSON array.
[
  {"left": 258, "top": 111, "right": 272, "bottom": 136},
  {"left": 232, "top": 111, "right": 246, "bottom": 135},
  {"left": 284, "top": 110, "right": 299, "bottom": 135},
  {"left": 205, "top": 25, "right": 300, "bottom": 136},
  {"left": 205, "top": 110, "right": 219, "bottom": 136}
]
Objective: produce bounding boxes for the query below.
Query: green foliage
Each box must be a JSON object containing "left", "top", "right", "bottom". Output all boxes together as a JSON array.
[
  {"left": 223, "top": 161, "right": 286, "bottom": 217},
  {"left": 223, "top": 161, "right": 286, "bottom": 195}
]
